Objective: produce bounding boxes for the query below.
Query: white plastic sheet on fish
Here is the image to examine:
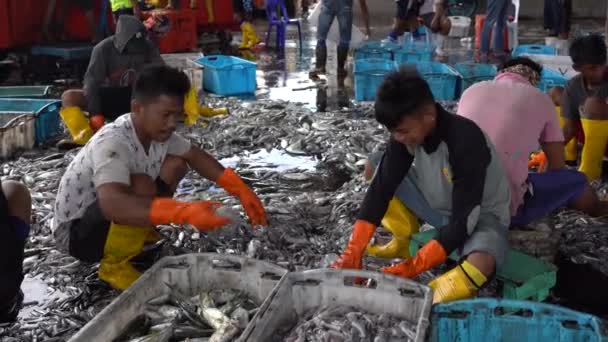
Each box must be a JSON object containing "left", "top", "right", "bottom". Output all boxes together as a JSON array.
[
  {"left": 308, "top": 2, "right": 366, "bottom": 48},
  {"left": 0, "top": 113, "right": 35, "bottom": 159},
  {"left": 241, "top": 269, "right": 433, "bottom": 342},
  {"left": 69, "top": 253, "right": 287, "bottom": 342}
]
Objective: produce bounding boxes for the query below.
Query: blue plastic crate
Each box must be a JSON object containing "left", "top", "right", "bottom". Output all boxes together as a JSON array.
[
  {"left": 30, "top": 44, "right": 93, "bottom": 60},
  {"left": 353, "top": 58, "right": 398, "bottom": 101},
  {"left": 195, "top": 55, "right": 257, "bottom": 96},
  {"left": 394, "top": 42, "right": 434, "bottom": 63},
  {"left": 405, "top": 62, "right": 461, "bottom": 101},
  {"left": 354, "top": 41, "right": 399, "bottom": 61},
  {"left": 430, "top": 299, "right": 604, "bottom": 342},
  {"left": 513, "top": 44, "right": 557, "bottom": 56},
  {"left": 0, "top": 98, "right": 62, "bottom": 144},
  {"left": 538, "top": 66, "right": 568, "bottom": 92},
  {"left": 454, "top": 63, "right": 497, "bottom": 94}
]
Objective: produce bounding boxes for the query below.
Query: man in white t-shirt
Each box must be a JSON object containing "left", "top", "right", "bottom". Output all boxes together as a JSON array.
[{"left": 53, "top": 65, "right": 267, "bottom": 290}]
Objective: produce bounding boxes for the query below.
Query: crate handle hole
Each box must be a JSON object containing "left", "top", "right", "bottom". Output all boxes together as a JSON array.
[
  {"left": 260, "top": 271, "right": 283, "bottom": 281},
  {"left": 211, "top": 259, "right": 242, "bottom": 271},
  {"left": 438, "top": 310, "right": 470, "bottom": 319},
  {"left": 293, "top": 279, "right": 321, "bottom": 286},
  {"left": 493, "top": 307, "right": 533, "bottom": 318},
  {"left": 398, "top": 288, "right": 417, "bottom": 297},
  {"left": 343, "top": 276, "right": 377, "bottom": 289},
  {"left": 561, "top": 320, "right": 581, "bottom": 330}
]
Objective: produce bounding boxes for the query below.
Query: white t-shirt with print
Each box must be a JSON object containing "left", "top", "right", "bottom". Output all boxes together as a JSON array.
[{"left": 52, "top": 113, "right": 191, "bottom": 231}]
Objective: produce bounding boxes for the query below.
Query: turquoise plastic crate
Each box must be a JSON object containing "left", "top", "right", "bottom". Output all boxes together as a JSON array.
[
  {"left": 195, "top": 55, "right": 257, "bottom": 96},
  {"left": 353, "top": 58, "right": 398, "bottom": 101},
  {"left": 0, "top": 98, "right": 62, "bottom": 144},
  {"left": 538, "top": 66, "right": 568, "bottom": 92},
  {"left": 409, "top": 62, "right": 461, "bottom": 101},
  {"left": 0, "top": 86, "right": 51, "bottom": 98},
  {"left": 30, "top": 44, "right": 93, "bottom": 60},
  {"left": 513, "top": 44, "right": 557, "bottom": 57},
  {"left": 454, "top": 63, "right": 497, "bottom": 94},
  {"left": 394, "top": 43, "right": 434, "bottom": 63},
  {"left": 430, "top": 299, "right": 604, "bottom": 342},
  {"left": 354, "top": 41, "right": 399, "bottom": 61}
]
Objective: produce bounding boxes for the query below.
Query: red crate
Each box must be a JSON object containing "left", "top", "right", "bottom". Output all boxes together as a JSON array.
[
  {"left": 145, "top": 9, "right": 198, "bottom": 53},
  {"left": 63, "top": 0, "right": 114, "bottom": 41},
  {"left": 8, "top": 0, "right": 46, "bottom": 47},
  {"left": 0, "top": 0, "right": 11, "bottom": 49},
  {"left": 193, "top": 0, "right": 236, "bottom": 29}
]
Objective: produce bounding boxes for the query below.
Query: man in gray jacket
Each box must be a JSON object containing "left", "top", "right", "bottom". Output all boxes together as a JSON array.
[{"left": 59, "top": 15, "right": 163, "bottom": 148}]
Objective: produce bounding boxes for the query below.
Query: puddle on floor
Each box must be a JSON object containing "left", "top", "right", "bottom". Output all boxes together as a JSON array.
[
  {"left": 220, "top": 148, "right": 318, "bottom": 172},
  {"left": 19, "top": 276, "right": 68, "bottom": 319}
]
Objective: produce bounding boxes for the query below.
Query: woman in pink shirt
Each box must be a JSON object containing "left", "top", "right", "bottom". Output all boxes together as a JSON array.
[{"left": 457, "top": 57, "right": 608, "bottom": 226}]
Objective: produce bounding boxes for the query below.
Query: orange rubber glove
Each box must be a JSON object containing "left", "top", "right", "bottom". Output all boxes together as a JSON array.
[
  {"left": 330, "top": 220, "right": 376, "bottom": 270},
  {"left": 528, "top": 151, "right": 547, "bottom": 172},
  {"left": 149, "top": 198, "right": 231, "bottom": 231},
  {"left": 382, "top": 239, "right": 447, "bottom": 279},
  {"left": 89, "top": 114, "right": 105, "bottom": 132},
  {"left": 217, "top": 168, "right": 268, "bottom": 226}
]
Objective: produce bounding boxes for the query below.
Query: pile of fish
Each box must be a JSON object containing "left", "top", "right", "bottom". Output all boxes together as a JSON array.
[
  {"left": 117, "top": 289, "right": 258, "bottom": 342},
  {"left": 280, "top": 306, "right": 418, "bottom": 342}
]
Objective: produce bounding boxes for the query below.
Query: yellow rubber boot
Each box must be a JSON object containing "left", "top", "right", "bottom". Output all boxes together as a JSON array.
[
  {"left": 558, "top": 110, "right": 577, "bottom": 162},
  {"left": 579, "top": 118, "right": 608, "bottom": 181},
  {"left": 366, "top": 197, "right": 419, "bottom": 259},
  {"left": 59, "top": 107, "right": 93, "bottom": 145},
  {"left": 98, "top": 223, "right": 149, "bottom": 290},
  {"left": 428, "top": 260, "right": 487, "bottom": 304},
  {"left": 205, "top": 0, "right": 214, "bottom": 23},
  {"left": 184, "top": 87, "right": 200, "bottom": 126},
  {"left": 240, "top": 21, "right": 260, "bottom": 49}
]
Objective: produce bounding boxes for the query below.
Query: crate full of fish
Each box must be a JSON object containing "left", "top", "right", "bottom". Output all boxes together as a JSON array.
[
  {"left": 454, "top": 62, "right": 497, "bottom": 95},
  {"left": 69, "top": 253, "right": 287, "bottom": 342},
  {"left": 195, "top": 55, "right": 257, "bottom": 96},
  {"left": 241, "top": 269, "right": 433, "bottom": 342},
  {"left": 0, "top": 98, "right": 61, "bottom": 159},
  {"left": 429, "top": 298, "right": 605, "bottom": 342},
  {"left": 409, "top": 62, "right": 462, "bottom": 101},
  {"left": 354, "top": 58, "right": 398, "bottom": 101}
]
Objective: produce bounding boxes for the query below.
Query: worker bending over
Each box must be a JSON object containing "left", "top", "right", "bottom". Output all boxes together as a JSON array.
[
  {"left": 332, "top": 69, "right": 511, "bottom": 304},
  {"left": 53, "top": 65, "right": 267, "bottom": 290},
  {"left": 0, "top": 180, "right": 31, "bottom": 323},
  {"left": 560, "top": 34, "right": 608, "bottom": 181},
  {"left": 458, "top": 57, "right": 608, "bottom": 228},
  {"left": 59, "top": 15, "right": 162, "bottom": 148}
]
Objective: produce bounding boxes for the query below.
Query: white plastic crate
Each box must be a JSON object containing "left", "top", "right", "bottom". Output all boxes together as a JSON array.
[
  {"left": 0, "top": 112, "right": 35, "bottom": 159},
  {"left": 69, "top": 253, "right": 287, "bottom": 342},
  {"left": 448, "top": 16, "right": 471, "bottom": 38},
  {"left": 242, "top": 269, "right": 433, "bottom": 342}
]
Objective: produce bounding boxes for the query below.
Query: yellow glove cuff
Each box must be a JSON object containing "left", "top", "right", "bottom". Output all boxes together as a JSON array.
[{"left": 461, "top": 260, "right": 487, "bottom": 288}]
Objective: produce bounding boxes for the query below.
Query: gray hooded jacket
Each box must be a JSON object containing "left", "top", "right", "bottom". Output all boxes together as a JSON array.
[{"left": 83, "top": 15, "right": 163, "bottom": 114}]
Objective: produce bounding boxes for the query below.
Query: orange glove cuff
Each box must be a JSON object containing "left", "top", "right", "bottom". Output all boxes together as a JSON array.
[
  {"left": 149, "top": 198, "right": 183, "bottom": 225},
  {"left": 217, "top": 168, "right": 246, "bottom": 195},
  {"left": 419, "top": 239, "right": 448, "bottom": 268}
]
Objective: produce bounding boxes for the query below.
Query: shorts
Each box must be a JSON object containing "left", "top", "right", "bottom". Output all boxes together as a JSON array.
[
  {"left": 511, "top": 169, "right": 587, "bottom": 227},
  {"left": 369, "top": 152, "right": 509, "bottom": 268},
  {"left": 98, "top": 86, "right": 133, "bottom": 122},
  {"left": 0, "top": 217, "right": 29, "bottom": 310},
  {"left": 71, "top": 0, "right": 94, "bottom": 11},
  {"left": 54, "top": 178, "right": 172, "bottom": 263}
]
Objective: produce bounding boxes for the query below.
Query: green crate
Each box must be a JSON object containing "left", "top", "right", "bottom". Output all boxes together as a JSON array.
[
  {"left": 409, "top": 230, "right": 557, "bottom": 302},
  {"left": 0, "top": 86, "right": 51, "bottom": 98}
]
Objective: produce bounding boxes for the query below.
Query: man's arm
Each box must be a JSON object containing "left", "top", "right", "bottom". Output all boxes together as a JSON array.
[
  {"left": 358, "top": 0, "right": 371, "bottom": 37},
  {"left": 541, "top": 141, "right": 566, "bottom": 171},
  {"left": 181, "top": 145, "right": 225, "bottom": 182},
  {"left": 561, "top": 85, "right": 581, "bottom": 145},
  {"left": 83, "top": 45, "right": 107, "bottom": 115},
  {"left": 97, "top": 183, "right": 154, "bottom": 226},
  {"left": 358, "top": 139, "right": 414, "bottom": 225}
]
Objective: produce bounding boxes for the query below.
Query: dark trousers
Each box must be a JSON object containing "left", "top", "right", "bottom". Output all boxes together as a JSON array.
[
  {"left": 544, "top": 0, "right": 571, "bottom": 35},
  {"left": 0, "top": 217, "right": 29, "bottom": 322}
]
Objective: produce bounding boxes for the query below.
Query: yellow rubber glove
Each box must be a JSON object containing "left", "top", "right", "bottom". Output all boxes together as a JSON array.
[
  {"left": 59, "top": 107, "right": 93, "bottom": 145},
  {"left": 579, "top": 118, "right": 608, "bottom": 181},
  {"left": 428, "top": 260, "right": 487, "bottom": 304},
  {"left": 558, "top": 108, "right": 577, "bottom": 162},
  {"left": 184, "top": 87, "right": 200, "bottom": 126}
]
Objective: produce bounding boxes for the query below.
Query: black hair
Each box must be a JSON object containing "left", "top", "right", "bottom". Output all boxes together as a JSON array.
[
  {"left": 569, "top": 34, "right": 607, "bottom": 66},
  {"left": 499, "top": 56, "right": 543, "bottom": 74},
  {"left": 374, "top": 67, "right": 434, "bottom": 130},
  {"left": 133, "top": 64, "right": 191, "bottom": 103}
]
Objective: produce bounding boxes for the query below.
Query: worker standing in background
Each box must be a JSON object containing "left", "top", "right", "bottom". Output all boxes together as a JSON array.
[
  {"left": 479, "top": 0, "right": 510, "bottom": 63},
  {"left": 43, "top": 0, "right": 98, "bottom": 43},
  {"left": 53, "top": 65, "right": 267, "bottom": 290},
  {"left": 110, "top": 0, "right": 143, "bottom": 21},
  {"left": 233, "top": 0, "right": 262, "bottom": 49},
  {"left": 560, "top": 34, "right": 608, "bottom": 181},
  {"left": 310, "top": 0, "right": 371, "bottom": 81},
  {"left": 59, "top": 15, "right": 163, "bottom": 148},
  {"left": 0, "top": 180, "right": 31, "bottom": 323},
  {"left": 458, "top": 57, "right": 608, "bottom": 228},
  {"left": 331, "top": 69, "right": 511, "bottom": 304}
]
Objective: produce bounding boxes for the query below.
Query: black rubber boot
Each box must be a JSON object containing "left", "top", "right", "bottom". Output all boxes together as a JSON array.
[
  {"left": 337, "top": 46, "right": 349, "bottom": 78},
  {"left": 310, "top": 45, "right": 327, "bottom": 78}
]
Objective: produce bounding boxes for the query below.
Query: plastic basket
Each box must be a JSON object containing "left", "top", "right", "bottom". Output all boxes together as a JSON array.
[
  {"left": 409, "top": 62, "right": 461, "bottom": 101},
  {"left": 513, "top": 44, "right": 557, "bottom": 57},
  {"left": 354, "top": 41, "right": 399, "bottom": 61},
  {"left": 30, "top": 44, "right": 93, "bottom": 60},
  {"left": 69, "top": 253, "right": 287, "bottom": 342},
  {"left": 448, "top": 16, "right": 471, "bottom": 37},
  {"left": 353, "top": 58, "right": 398, "bottom": 101},
  {"left": 538, "top": 66, "right": 568, "bottom": 92},
  {"left": 241, "top": 269, "right": 433, "bottom": 342},
  {"left": 0, "top": 86, "right": 51, "bottom": 98},
  {"left": 0, "top": 98, "right": 61, "bottom": 147},
  {"left": 195, "top": 55, "right": 257, "bottom": 96},
  {"left": 454, "top": 63, "right": 497, "bottom": 94},
  {"left": 430, "top": 299, "right": 604, "bottom": 342}
]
